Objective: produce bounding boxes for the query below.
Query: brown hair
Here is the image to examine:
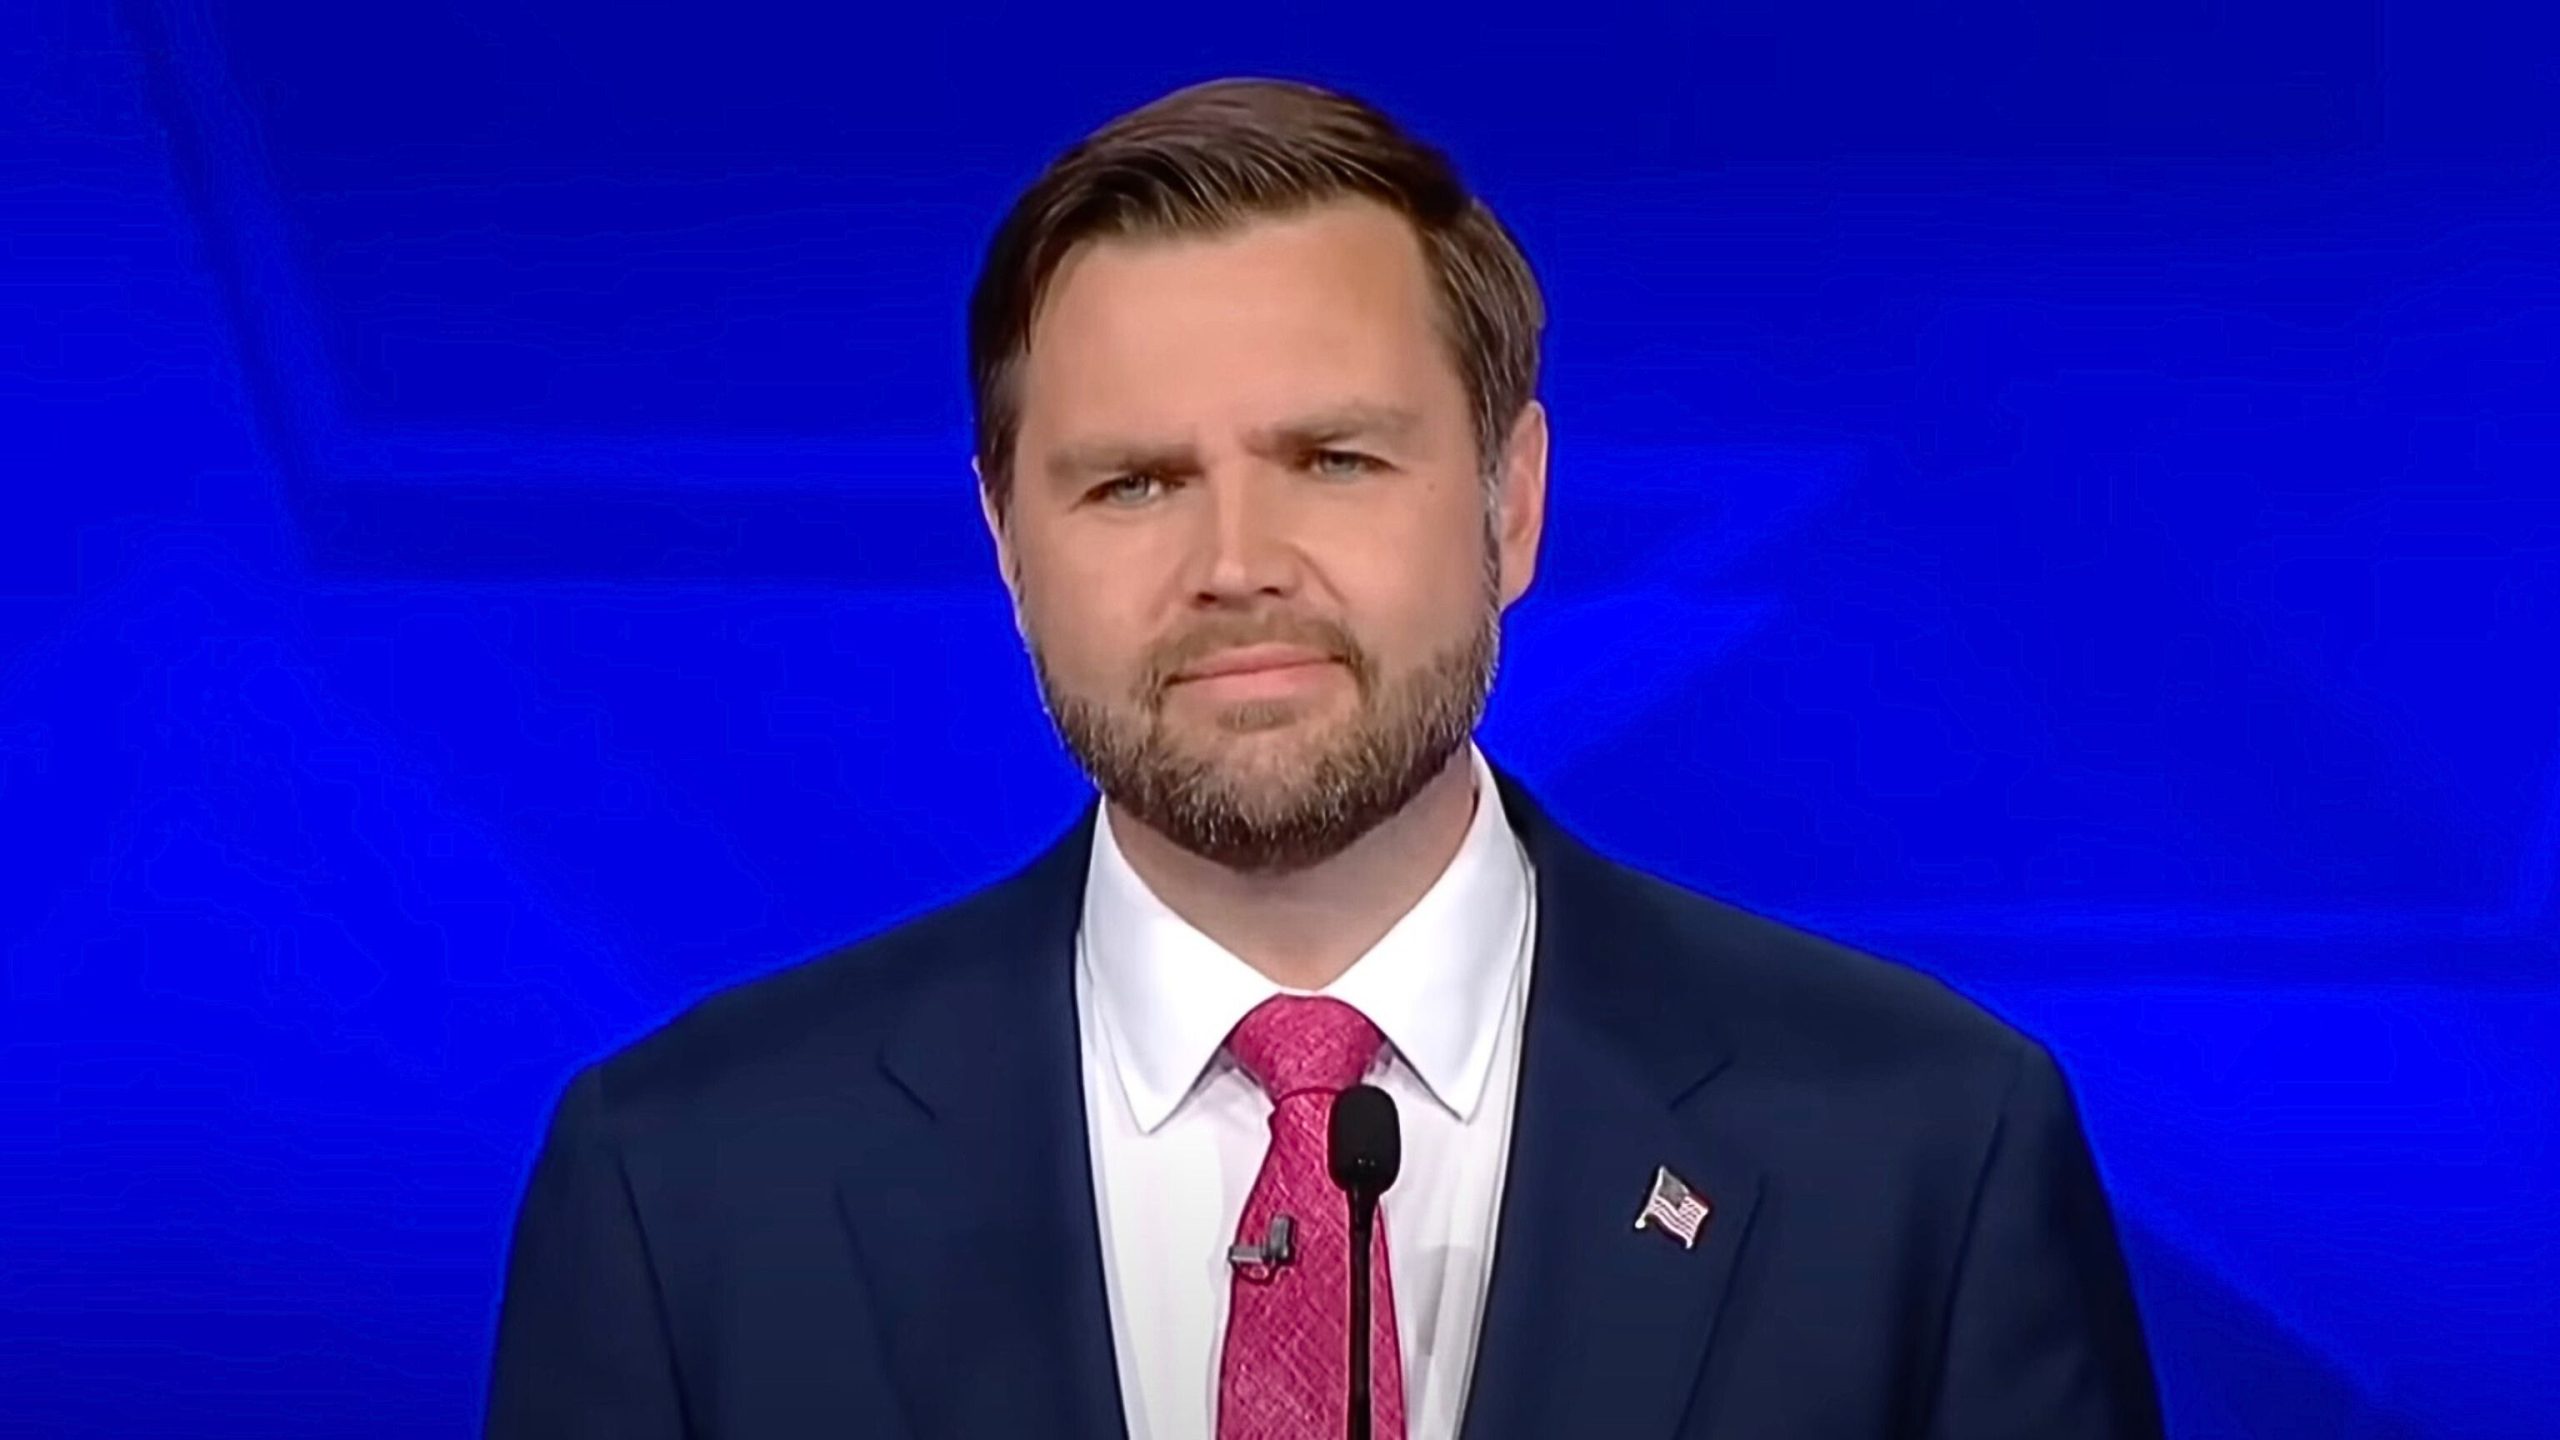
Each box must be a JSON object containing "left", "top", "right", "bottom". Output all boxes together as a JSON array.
[{"left": 967, "top": 78, "right": 1545, "bottom": 512}]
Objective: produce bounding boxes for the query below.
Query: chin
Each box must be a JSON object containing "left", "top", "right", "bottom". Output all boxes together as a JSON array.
[
  {"left": 1162, "top": 722, "right": 1331, "bottom": 781},
  {"left": 1171, "top": 705, "right": 1342, "bottom": 759}
]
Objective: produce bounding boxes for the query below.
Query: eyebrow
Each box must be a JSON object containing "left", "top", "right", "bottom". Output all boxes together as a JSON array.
[
  {"left": 1243, "top": 402, "right": 1424, "bottom": 454},
  {"left": 1040, "top": 402, "right": 1426, "bottom": 487},
  {"left": 1043, "top": 438, "right": 1197, "bottom": 486}
]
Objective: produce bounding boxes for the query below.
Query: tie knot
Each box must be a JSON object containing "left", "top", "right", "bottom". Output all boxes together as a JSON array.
[{"left": 1226, "top": 995, "right": 1384, "bottom": 1100}]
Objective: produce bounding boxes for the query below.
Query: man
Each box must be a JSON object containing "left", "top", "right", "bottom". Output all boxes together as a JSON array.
[{"left": 486, "top": 78, "right": 2162, "bottom": 1440}]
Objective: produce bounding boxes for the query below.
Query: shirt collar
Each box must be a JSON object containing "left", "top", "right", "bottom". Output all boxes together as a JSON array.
[{"left": 1079, "top": 744, "right": 1532, "bottom": 1134}]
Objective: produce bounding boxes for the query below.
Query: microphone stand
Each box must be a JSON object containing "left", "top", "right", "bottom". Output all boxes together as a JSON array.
[
  {"left": 1330, "top": 1083, "right": 1398, "bottom": 1440},
  {"left": 1347, "top": 1189, "right": 1376, "bottom": 1440}
]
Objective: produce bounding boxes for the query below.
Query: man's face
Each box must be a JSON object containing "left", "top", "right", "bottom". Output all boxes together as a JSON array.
[{"left": 987, "top": 198, "right": 1546, "bottom": 873}]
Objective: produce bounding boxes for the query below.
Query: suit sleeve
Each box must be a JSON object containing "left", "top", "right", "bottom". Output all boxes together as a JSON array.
[
  {"left": 484, "top": 1064, "right": 689, "bottom": 1440},
  {"left": 1923, "top": 1042, "right": 2165, "bottom": 1440}
]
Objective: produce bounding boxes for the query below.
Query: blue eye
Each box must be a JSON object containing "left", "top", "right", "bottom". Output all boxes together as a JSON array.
[
  {"left": 1310, "top": 449, "right": 1382, "bottom": 477},
  {"left": 1093, "top": 474, "right": 1169, "bottom": 506}
]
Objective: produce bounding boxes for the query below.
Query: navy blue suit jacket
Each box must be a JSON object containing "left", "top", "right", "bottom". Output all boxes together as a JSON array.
[{"left": 486, "top": 771, "right": 2162, "bottom": 1438}]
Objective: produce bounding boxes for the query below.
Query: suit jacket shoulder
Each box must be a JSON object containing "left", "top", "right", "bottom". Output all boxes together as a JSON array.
[
  {"left": 1525, "top": 805, "right": 2044, "bottom": 1127},
  {"left": 1617, "top": 858, "right": 2037, "bottom": 1082},
  {"left": 581, "top": 817, "right": 1093, "bottom": 1142}
]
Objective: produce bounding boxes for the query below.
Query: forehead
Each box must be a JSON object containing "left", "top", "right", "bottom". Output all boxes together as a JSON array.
[{"left": 1016, "top": 199, "right": 1467, "bottom": 435}]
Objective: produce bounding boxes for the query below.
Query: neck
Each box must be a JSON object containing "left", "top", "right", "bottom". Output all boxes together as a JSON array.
[{"left": 1106, "top": 747, "right": 1482, "bottom": 991}]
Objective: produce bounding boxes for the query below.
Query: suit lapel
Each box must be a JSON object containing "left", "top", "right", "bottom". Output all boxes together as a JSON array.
[
  {"left": 832, "top": 811, "right": 1129, "bottom": 1440},
  {"left": 826, "top": 770, "right": 1760, "bottom": 1440},
  {"left": 1460, "top": 774, "right": 1765, "bottom": 1440}
]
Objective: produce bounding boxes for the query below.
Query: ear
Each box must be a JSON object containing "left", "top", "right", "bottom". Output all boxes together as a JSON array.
[
  {"left": 976, "top": 458, "right": 1038, "bottom": 644},
  {"left": 1493, "top": 401, "right": 1549, "bottom": 610},
  {"left": 975, "top": 457, "right": 1019, "bottom": 593}
]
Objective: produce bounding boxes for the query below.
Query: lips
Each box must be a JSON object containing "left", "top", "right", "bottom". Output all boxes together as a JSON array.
[{"left": 1170, "top": 645, "right": 1339, "bottom": 683}]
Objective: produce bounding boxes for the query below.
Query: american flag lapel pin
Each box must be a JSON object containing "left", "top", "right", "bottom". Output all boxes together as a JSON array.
[{"left": 1633, "top": 1165, "right": 1712, "bottom": 1250}]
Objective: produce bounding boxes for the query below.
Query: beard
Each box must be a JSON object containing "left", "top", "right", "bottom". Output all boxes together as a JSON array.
[{"left": 1031, "top": 603, "right": 1500, "bottom": 875}]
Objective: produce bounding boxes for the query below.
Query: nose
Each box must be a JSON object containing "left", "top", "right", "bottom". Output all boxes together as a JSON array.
[{"left": 1189, "top": 467, "right": 1303, "bottom": 606}]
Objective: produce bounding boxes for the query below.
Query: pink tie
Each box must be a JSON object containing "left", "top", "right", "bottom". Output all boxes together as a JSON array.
[{"left": 1216, "top": 995, "right": 1409, "bottom": 1440}]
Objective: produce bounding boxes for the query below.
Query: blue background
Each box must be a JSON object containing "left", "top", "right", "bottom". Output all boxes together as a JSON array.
[{"left": 3, "top": 0, "right": 2554, "bottom": 1434}]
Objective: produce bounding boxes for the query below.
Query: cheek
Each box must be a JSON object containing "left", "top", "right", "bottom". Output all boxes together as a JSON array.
[
  {"left": 1021, "top": 557, "right": 1157, "bottom": 680},
  {"left": 1341, "top": 492, "right": 1493, "bottom": 626}
]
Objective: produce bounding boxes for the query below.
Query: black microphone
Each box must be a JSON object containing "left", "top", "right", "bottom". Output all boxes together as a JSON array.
[{"left": 1328, "top": 1084, "right": 1401, "bottom": 1440}]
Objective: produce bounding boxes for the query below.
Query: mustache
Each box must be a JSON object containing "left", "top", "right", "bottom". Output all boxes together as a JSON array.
[{"left": 1141, "top": 615, "right": 1371, "bottom": 700}]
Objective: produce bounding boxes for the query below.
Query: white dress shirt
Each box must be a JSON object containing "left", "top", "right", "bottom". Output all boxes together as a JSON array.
[{"left": 1075, "top": 744, "right": 1538, "bottom": 1440}]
